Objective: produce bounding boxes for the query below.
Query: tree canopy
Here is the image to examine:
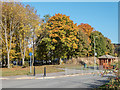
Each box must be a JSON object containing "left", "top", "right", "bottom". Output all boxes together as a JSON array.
[
  {"left": 90, "top": 31, "right": 114, "bottom": 57},
  {"left": 1, "top": 2, "right": 115, "bottom": 67},
  {"left": 1, "top": 2, "right": 40, "bottom": 68}
]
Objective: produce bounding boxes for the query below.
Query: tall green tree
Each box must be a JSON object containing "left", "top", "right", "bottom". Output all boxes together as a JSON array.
[
  {"left": 105, "top": 37, "right": 114, "bottom": 55},
  {"left": 90, "top": 31, "right": 114, "bottom": 57},
  {"left": 36, "top": 14, "right": 51, "bottom": 60}
]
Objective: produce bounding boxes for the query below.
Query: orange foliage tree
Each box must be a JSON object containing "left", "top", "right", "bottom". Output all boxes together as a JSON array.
[
  {"left": 78, "top": 23, "right": 94, "bottom": 36},
  {"left": 46, "top": 13, "right": 79, "bottom": 59}
]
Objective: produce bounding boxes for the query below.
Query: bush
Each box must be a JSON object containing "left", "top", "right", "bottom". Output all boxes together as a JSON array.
[
  {"left": 100, "top": 64, "right": 120, "bottom": 89},
  {"left": 10, "top": 63, "right": 14, "bottom": 68},
  {"left": 22, "top": 61, "right": 29, "bottom": 68}
]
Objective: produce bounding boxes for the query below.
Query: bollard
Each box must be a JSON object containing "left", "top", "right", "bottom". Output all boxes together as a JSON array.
[
  {"left": 84, "top": 63, "right": 86, "bottom": 68},
  {"left": 44, "top": 67, "right": 46, "bottom": 77},
  {"left": 34, "top": 66, "right": 35, "bottom": 76}
]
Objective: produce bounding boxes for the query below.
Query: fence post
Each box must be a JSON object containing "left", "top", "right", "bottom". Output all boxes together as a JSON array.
[{"left": 44, "top": 67, "right": 46, "bottom": 77}]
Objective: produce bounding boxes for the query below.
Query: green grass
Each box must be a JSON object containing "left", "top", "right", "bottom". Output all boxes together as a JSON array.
[
  {"left": 1, "top": 64, "right": 90, "bottom": 76},
  {"left": 1, "top": 65, "right": 64, "bottom": 77},
  {"left": 55, "top": 64, "right": 82, "bottom": 69},
  {"left": 1, "top": 64, "right": 82, "bottom": 76}
]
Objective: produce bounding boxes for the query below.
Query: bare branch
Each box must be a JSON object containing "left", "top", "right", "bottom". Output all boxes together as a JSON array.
[{"left": 0, "top": 36, "right": 5, "bottom": 45}]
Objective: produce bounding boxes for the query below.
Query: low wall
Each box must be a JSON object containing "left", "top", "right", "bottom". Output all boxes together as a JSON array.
[
  {"left": 66, "top": 57, "right": 99, "bottom": 65},
  {"left": 66, "top": 57, "right": 118, "bottom": 66}
]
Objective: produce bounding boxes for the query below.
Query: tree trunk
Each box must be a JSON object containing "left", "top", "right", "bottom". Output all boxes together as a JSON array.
[
  {"left": 20, "top": 39, "right": 26, "bottom": 66},
  {"left": 7, "top": 52, "right": 10, "bottom": 68},
  {"left": 60, "top": 58, "right": 62, "bottom": 65},
  {"left": 67, "top": 55, "right": 70, "bottom": 60},
  {"left": 58, "top": 58, "right": 60, "bottom": 65},
  {"left": 22, "top": 58, "right": 25, "bottom": 65}
]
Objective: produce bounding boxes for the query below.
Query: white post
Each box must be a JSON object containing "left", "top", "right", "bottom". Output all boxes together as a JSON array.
[
  {"left": 30, "top": 55, "right": 32, "bottom": 73},
  {"left": 111, "top": 59, "right": 112, "bottom": 65},
  {"left": 107, "top": 59, "right": 108, "bottom": 64}
]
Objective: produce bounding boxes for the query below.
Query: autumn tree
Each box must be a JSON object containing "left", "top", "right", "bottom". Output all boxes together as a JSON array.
[
  {"left": 36, "top": 14, "right": 51, "bottom": 46},
  {"left": 77, "top": 23, "right": 94, "bottom": 57},
  {"left": 78, "top": 23, "right": 94, "bottom": 36},
  {"left": 78, "top": 24, "right": 92, "bottom": 56},
  {"left": 0, "top": 2, "right": 40, "bottom": 68},
  {"left": 75, "top": 28, "right": 91, "bottom": 57},
  {"left": 18, "top": 4, "right": 40, "bottom": 66},
  {"left": 44, "top": 13, "right": 79, "bottom": 60},
  {"left": 1, "top": 2, "right": 23, "bottom": 68},
  {"left": 37, "top": 14, "right": 93, "bottom": 60}
]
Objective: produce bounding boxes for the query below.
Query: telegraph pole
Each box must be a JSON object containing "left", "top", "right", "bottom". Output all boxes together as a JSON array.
[{"left": 94, "top": 36, "right": 98, "bottom": 70}]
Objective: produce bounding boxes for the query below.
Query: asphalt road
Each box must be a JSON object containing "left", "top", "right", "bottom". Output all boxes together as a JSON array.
[{"left": 2, "top": 74, "right": 109, "bottom": 88}]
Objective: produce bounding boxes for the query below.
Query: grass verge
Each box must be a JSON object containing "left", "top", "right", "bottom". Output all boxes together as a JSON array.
[
  {"left": 1, "top": 64, "right": 82, "bottom": 77},
  {"left": 1, "top": 65, "right": 64, "bottom": 77}
]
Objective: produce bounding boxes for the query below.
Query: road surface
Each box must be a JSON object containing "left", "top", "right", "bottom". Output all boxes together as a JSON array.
[{"left": 2, "top": 74, "right": 109, "bottom": 88}]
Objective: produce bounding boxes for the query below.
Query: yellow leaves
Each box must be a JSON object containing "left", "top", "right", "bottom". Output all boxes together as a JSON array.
[
  {"left": 52, "top": 29, "right": 59, "bottom": 33},
  {"left": 63, "top": 15, "right": 66, "bottom": 17},
  {"left": 65, "top": 25, "right": 70, "bottom": 30},
  {"left": 49, "top": 34, "right": 53, "bottom": 37},
  {"left": 54, "top": 34, "right": 59, "bottom": 37},
  {"left": 115, "top": 53, "right": 117, "bottom": 57},
  {"left": 46, "top": 13, "right": 80, "bottom": 51},
  {"left": 73, "top": 43, "right": 78, "bottom": 49},
  {"left": 37, "top": 34, "right": 40, "bottom": 37},
  {"left": 10, "top": 49, "right": 16, "bottom": 60},
  {"left": 72, "top": 37, "right": 77, "bottom": 40},
  {"left": 78, "top": 23, "right": 93, "bottom": 36},
  {"left": 61, "top": 39, "right": 65, "bottom": 42},
  {"left": 52, "top": 39, "right": 57, "bottom": 43},
  {"left": 67, "top": 38, "right": 71, "bottom": 41},
  {"left": 49, "top": 33, "right": 59, "bottom": 38},
  {"left": 63, "top": 36, "right": 66, "bottom": 39},
  {"left": 49, "top": 27, "right": 53, "bottom": 30},
  {"left": 69, "top": 35, "right": 74, "bottom": 38},
  {"left": 11, "top": 43, "right": 16, "bottom": 48},
  {"left": 88, "top": 38, "right": 91, "bottom": 43},
  {"left": 67, "top": 44, "right": 71, "bottom": 47},
  {"left": 77, "top": 39, "right": 79, "bottom": 42},
  {"left": 74, "top": 31, "right": 77, "bottom": 35},
  {"left": 28, "top": 48, "right": 32, "bottom": 52}
]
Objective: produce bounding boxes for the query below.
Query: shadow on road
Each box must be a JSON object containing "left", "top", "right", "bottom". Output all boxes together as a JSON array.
[
  {"left": 87, "top": 66, "right": 99, "bottom": 70},
  {"left": 83, "top": 79, "right": 109, "bottom": 88}
]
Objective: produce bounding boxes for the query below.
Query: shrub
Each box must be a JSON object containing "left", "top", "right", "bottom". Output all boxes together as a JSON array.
[
  {"left": 22, "top": 61, "right": 29, "bottom": 68},
  {"left": 10, "top": 63, "right": 14, "bottom": 68},
  {"left": 100, "top": 63, "right": 120, "bottom": 89}
]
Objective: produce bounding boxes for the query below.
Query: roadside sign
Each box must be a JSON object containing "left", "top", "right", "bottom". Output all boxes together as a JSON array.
[
  {"left": 29, "top": 52, "right": 32, "bottom": 56},
  {"left": 95, "top": 52, "right": 97, "bottom": 56}
]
